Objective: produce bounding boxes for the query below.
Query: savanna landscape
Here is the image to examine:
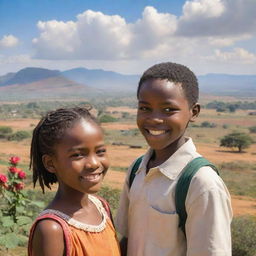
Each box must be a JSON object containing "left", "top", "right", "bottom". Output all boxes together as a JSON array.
[{"left": 0, "top": 95, "right": 256, "bottom": 255}]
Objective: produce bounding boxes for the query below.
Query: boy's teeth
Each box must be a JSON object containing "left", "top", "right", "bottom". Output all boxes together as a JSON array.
[{"left": 148, "top": 130, "right": 166, "bottom": 135}]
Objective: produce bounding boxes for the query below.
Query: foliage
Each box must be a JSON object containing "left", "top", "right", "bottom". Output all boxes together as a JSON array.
[
  {"left": 97, "top": 186, "right": 121, "bottom": 215},
  {"left": 248, "top": 126, "right": 256, "bottom": 133},
  {"left": 0, "top": 157, "right": 43, "bottom": 250},
  {"left": 99, "top": 114, "right": 118, "bottom": 123},
  {"left": 220, "top": 132, "right": 253, "bottom": 152},
  {"left": 206, "top": 100, "right": 256, "bottom": 110},
  {"left": 8, "top": 130, "right": 31, "bottom": 141},
  {"left": 232, "top": 216, "right": 256, "bottom": 256},
  {"left": 200, "top": 121, "right": 217, "bottom": 128},
  {"left": 0, "top": 126, "right": 13, "bottom": 139}
]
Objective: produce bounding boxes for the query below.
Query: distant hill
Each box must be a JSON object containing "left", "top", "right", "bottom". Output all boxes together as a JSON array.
[
  {"left": 198, "top": 74, "right": 256, "bottom": 97},
  {"left": 0, "top": 67, "right": 255, "bottom": 101},
  {"left": 0, "top": 67, "right": 61, "bottom": 86},
  {"left": 62, "top": 67, "right": 139, "bottom": 92}
]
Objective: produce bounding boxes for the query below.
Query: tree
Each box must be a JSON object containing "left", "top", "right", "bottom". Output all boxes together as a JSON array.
[{"left": 220, "top": 132, "right": 253, "bottom": 152}]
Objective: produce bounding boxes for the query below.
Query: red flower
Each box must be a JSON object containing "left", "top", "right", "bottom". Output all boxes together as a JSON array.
[
  {"left": 0, "top": 174, "right": 8, "bottom": 184},
  {"left": 14, "top": 182, "right": 25, "bottom": 191},
  {"left": 9, "top": 166, "right": 20, "bottom": 174},
  {"left": 18, "top": 170, "right": 26, "bottom": 179},
  {"left": 9, "top": 156, "right": 20, "bottom": 165}
]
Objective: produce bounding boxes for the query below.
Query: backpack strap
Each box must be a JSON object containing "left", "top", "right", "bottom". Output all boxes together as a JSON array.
[
  {"left": 129, "top": 155, "right": 144, "bottom": 188},
  {"left": 175, "top": 157, "right": 219, "bottom": 236}
]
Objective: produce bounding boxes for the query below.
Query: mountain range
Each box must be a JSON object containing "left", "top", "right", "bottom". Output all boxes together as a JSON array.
[{"left": 0, "top": 67, "right": 255, "bottom": 101}]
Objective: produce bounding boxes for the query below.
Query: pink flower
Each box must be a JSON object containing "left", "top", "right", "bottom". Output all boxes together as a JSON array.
[
  {"left": 9, "top": 156, "right": 20, "bottom": 165},
  {"left": 0, "top": 174, "right": 8, "bottom": 184},
  {"left": 18, "top": 170, "right": 26, "bottom": 179},
  {"left": 14, "top": 182, "right": 25, "bottom": 191},
  {"left": 9, "top": 166, "right": 20, "bottom": 174}
]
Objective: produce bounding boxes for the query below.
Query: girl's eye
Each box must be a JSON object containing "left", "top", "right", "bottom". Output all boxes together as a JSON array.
[
  {"left": 97, "top": 148, "right": 107, "bottom": 156},
  {"left": 71, "top": 153, "right": 83, "bottom": 158}
]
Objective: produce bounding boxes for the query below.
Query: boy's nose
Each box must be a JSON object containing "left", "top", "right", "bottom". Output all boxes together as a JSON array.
[{"left": 148, "top": 112, "right": 164, "bottom": 124}]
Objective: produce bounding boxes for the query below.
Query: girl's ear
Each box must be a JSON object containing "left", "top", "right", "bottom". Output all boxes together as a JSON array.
[
  {"left": 42, "top": 154, "right": 56, "bottom": 173},
  {"left": 190, "top": 103, "right": 200, "bottom": 122}
]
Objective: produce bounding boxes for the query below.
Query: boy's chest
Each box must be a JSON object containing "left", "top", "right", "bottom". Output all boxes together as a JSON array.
[{"left": 129, "top": 168, "right": 177, "bottom": 214}]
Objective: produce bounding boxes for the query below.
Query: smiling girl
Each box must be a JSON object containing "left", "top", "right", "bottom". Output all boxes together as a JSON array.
[{"left": 28, "top": 107, "right": 120, "bottom": 256}]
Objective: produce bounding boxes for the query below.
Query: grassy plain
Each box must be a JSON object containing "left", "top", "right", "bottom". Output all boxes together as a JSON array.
[
  {"left": 0, "top": 106, "right": 256, "bottom": 213},
  {"left": 0, "top": 104, "right": 256, "bottom": 255}
]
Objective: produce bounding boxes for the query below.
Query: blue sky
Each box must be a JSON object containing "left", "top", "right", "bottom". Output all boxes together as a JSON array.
[{"left": 0, "top": 0, "right": 256, "bottom": 76}]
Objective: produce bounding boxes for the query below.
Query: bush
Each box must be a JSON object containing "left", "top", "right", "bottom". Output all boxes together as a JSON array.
[
  {"left": 232, "top": 216, "right": 256, "bottom": 256},
  {"left": 220, "top": 132, "right": 253, "bottom": 152},
  {"left": 0, "top": 126, "right": 13, "bottom": 139},
  {"left": 201, "top": 121, "right": 217, "bottom": 128},
  {"left": 97, "top": 186, "right": 121, "bottom": 215},
  {"left": 249, "top": 126, "right": 256, "bottom": 133},
  {"left": 99, "top": 114, "right": 118, "bottom": 123},
  {"left": 8, "top": 130, "right": 31, "bottom": 141}
]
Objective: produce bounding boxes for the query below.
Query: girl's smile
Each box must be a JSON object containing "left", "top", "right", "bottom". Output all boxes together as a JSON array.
[{"left": 45, "top": 119, "right": 109, "bottom": 195}]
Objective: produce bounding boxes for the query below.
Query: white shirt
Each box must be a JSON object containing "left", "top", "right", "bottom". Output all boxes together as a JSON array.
[{"left": 116, "top": 138, "right": 232, "bottom": 256}]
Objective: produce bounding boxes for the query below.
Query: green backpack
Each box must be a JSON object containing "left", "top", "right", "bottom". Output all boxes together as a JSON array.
[{"left": 129, "top": 156, "right": 219, "bottom": 236}]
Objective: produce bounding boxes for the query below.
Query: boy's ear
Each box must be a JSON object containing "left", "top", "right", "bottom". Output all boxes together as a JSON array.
[
  {"left": 190, "top": 103, "right": 200, "bottom": 122},
  {"left": 42, "top": 154, "right": 56, "bottom": 173}
]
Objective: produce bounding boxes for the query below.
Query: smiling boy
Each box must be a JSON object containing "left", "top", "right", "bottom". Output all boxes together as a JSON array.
[{"left": 116, "top": 62, "right": 232, "bottom": 256}]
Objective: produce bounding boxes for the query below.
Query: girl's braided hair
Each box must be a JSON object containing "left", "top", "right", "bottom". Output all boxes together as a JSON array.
[{"left": 30, "top": 106, "right": 99, "bottom": 193}]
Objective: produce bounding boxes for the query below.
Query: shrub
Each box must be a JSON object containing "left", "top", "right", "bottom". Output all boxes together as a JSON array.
[
  {"left": 232, "top": 216, "right": 256, "bottom": 256},
  {"left": 249, "top": 126, "right": 256, "bottom": 133},
  {"left": 97, "top": 186, "right": 121, "bottom": 215},
  {"left": 220, "top": 132, "right": 253, "bottom": 152},
  {"left": 0, "top": 126, "right": 13, "bottom": 139},
  {"left": 8, "top": 130, "right": 31, "bottom": 141},
  {"left": 99, "top": 114, "right": 118, "bottom": 123},
  {"left": 201, "top": 121, "right": 217, "bottom": 128}
]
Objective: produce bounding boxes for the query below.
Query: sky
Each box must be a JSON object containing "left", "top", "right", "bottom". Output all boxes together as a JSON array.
[{"left": 0, "top": 0, "right": 256, "bottom": 76}]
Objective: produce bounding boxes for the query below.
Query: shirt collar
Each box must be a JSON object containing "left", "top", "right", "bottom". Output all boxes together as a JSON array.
[{"left": 137, "top": 138, "right": 201, "bottom": 180}]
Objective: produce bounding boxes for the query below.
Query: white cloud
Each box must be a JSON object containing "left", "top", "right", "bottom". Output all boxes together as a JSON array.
[
  {"left": 182, "top": 0, "right": 225, "bottom": 20},
  {"left": 206, "top": 48, "right": 256, "bottom": 64},
  {"left": 177, "top": 0, "right": 256, "bottom": 36},
  {"left": 0, "top": 35, "right": 19, "bottom": 48}
]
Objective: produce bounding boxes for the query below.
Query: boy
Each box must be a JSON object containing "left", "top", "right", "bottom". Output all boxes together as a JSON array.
[{"left": 116, "top": 62, "right": 232, "bottom": 256}]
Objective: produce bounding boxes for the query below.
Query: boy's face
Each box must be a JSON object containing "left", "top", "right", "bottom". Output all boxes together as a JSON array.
[{"left": 137, "top": 78, "right": 199, "bottom": 153}]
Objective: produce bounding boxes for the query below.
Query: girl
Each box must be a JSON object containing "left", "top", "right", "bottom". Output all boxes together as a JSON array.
[{"left": 28, "top": 107, "right": 120, "bottom": 256}]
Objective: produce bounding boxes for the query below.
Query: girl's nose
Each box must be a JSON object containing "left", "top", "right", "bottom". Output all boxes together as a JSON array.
[{"left": 85, "top": 155, "right": 100, "bottom": 170}]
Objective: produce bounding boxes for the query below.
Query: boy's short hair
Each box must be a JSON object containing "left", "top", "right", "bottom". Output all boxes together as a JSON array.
[{"left": 137, "top": 62, "right": 199, "bottom": 107}]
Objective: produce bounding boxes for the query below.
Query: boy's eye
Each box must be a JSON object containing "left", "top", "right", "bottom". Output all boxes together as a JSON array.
[
  {"left": 138, "top": 106, "right": 150, "bottom": 111},
  {"left": 164, "top": 107, "right": 177, "bottom": 113}
]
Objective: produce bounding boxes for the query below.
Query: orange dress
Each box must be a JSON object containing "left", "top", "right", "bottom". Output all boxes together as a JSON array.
[{"left": 28, "top": 195, "right": 121, "bottom": 256}]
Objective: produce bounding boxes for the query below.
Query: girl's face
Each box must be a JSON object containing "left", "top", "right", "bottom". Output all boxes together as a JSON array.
[{"left": 45, "top": 119, "right": 109, "bottom": 195}]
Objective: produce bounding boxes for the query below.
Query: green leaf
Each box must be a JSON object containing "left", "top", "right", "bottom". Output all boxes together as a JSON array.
[
  {"left": 0, "top": 233, "right": 19, "bottom": 249},
  {"left": 17, "top": 234, "right": 28, "bottom": 246},
  {"left": 2, "top": 216, "right": 14, "bottom": 227},
  {"left": 16, "top": 216, "right": 32, "bottom": 226},
  {"left": 29, "top": 200, "right": 45, "bottom": 208},
  {"left": 16, "top": 206, "right": 25, "bottom": 214}
]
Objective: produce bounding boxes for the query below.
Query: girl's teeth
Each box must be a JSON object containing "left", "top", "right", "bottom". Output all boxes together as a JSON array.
[
  {"left": 83, "top": 173, "right": 101, "bottom": 181},
  {"left": 148, "top": 130, "right": 166, "bottom": 135}
]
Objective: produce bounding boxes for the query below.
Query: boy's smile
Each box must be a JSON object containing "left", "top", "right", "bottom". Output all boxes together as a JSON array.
[{"left": 137, "top": 78, "right": 199, "bottom": 158}]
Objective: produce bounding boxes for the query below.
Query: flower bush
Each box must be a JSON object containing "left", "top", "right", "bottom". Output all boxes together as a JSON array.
[{"left": 0, "top": 156, "right": 27, "bottom": 221}]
